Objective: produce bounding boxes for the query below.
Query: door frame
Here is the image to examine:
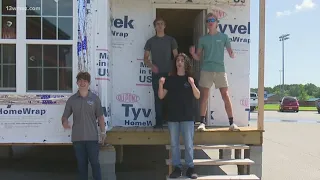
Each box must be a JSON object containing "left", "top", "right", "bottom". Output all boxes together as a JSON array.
[
  {"left": 151, "top": 3, "right": 212, "bottom": 123},
  {"left": 152, "top": 3, "right": 210, "bottom": 21}
]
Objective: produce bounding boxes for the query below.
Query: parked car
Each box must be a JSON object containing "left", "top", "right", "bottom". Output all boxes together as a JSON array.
[
  {"left": 279, "top": 96, "right": 299, "bottom": 112},
  {"left": 250, "top": 92, "right": 258, "bottom": 112},
  {"left": 316, "top": 99, "right": 320, "bottom": 114}
]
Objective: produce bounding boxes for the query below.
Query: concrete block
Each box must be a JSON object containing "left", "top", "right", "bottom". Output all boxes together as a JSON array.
[
  {"left": 89, "top": 174, "right": 116, "bottom": 180},
  {"left": 0, "top": 146, "right": 12, "bottom": 159},
  {"left": 247, "top": 146, "right": 262, "bottom": 179},
  {"left": 89, "top": 163, "right": 115, "bottom": 173},
  {"left": 102, "top": 163, "right": 115, "bottom": 174},
  {"left": 89, "top": 164, "right": 116, "bottom": 179},
  {"left": 102, "top": 172, "right": 117, "bottom": 180},
  {"left": 89, "top": 145, "right": 117, "bottom": 180},
  {"left": 249, "top": 146, "right": 263, "bottom": 165},
  {"left": 100, "top": 146, "right": 116, "bottom": 164},
  {"left": 250, "top": 164, "right": 262, "bottom": 178}
]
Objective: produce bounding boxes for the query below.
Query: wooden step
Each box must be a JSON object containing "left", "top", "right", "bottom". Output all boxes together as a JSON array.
[
  {"left": 165, "top": 159, "right": 254, "bottom": 166},
  {"left": 165, "top": 144, "right": 249, "bottom": 150},
  {"left": 166, "top": 174, "right": 259, "bottom": 180}
]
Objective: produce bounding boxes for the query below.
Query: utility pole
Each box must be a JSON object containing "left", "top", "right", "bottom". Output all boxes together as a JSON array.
[{"left": 279, "top": 34, "right": 290, "bottom": 98}]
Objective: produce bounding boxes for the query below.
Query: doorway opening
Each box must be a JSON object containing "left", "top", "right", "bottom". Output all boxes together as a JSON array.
[
  {"left": 156, "top": 8, "right": 207, "bottom": 123},
  {"left": 156, "top": 8, "right": 205, "bottom": 56}
]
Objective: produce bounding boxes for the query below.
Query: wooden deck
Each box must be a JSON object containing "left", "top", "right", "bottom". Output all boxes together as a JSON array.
[{"left": 106, "top": 126, "right": 264, "bottom": 146}]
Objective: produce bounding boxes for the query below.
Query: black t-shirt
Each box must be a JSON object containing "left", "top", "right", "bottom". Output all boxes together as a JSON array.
[{"left": 163, "top": 75, "right": 199, "bottom": 122}]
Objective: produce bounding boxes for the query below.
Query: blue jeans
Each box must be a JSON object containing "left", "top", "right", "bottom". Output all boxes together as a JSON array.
[
  {"left": 168, "top": 121, "right": 195, "bottom": 168},
  {"left": 73, "top": 141, "right": 101, "bottom": 180},
  {"left": 152, "top": 73, "right": 168, "bottom": 126}
]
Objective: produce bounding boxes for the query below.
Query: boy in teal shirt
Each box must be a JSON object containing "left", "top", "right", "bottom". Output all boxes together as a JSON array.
[{"left": 190, "top": 13, "right": 239, "bottom": 131}]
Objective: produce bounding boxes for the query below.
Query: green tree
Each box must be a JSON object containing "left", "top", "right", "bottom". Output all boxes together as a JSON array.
[
  {"left": 298, "top": 84, "right": 309, "bottom": 101},
  {"left": 273, "top": 89, "right": 281, "bottom": 96},
  {"left": 287, "top": 84, "right": 301, "bottom": 97},
  {"left": 250, "top": 88, "right": 257, "bottom": 93},
  {"left": 251, "top": 83, "right": 319, "bottom": 98},
  {"left": 304, "top": 83, "right": 318, "bottom": 96},
  {"left": 264, "top": 87, "right": 273, "bottom": 94},
  {"left": 273, "top": 85, "right": 282, "bottom": 92},
  {"left": 314, "top": 89, "right": 320, "bottom": 98}
]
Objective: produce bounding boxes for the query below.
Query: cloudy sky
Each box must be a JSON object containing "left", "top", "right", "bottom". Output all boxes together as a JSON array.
[{"left": 249, "top": 0, "right": 319, "bottom": 88}]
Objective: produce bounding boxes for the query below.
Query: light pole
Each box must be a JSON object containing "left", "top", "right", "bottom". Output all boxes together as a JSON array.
[
  {"left": 279, "top": 34, "right": 290, "bottom": 98},
  {"left": 279, "top": 70, "right": 282, "bottom": 86}
]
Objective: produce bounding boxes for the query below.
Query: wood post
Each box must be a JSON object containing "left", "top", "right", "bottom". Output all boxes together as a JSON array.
[{"left": 258, "top": 0, "right": 266, "bottom": 131}]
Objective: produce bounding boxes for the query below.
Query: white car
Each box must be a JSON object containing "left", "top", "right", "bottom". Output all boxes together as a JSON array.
[{"left": 250, "top": 92, "right": 258, "bottom": 112}]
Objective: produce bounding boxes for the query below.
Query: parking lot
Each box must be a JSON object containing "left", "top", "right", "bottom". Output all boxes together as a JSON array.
[{"left": 250, "top": 110, "right": 319, "bottom": 123}]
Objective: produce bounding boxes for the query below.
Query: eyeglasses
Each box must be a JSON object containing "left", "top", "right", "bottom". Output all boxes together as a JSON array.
[{"left": 206, "top": 18, "right": 216, "bottom": 23}]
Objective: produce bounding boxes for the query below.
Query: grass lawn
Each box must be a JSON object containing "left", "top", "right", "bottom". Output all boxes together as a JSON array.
[{"left": 264, "top": 104, "right": 317, "bottom": 111}]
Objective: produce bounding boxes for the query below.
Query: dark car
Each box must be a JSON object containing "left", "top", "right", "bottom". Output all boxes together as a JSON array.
[
  {"left": 316, "top": 99, "right": 320, "bottom": 114},
  {"left": 279, "top": 96, "right": 299, "bottom": 112}
]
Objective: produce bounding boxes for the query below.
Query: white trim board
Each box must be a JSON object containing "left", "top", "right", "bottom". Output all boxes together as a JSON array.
[{"left": 0, "top": 0, "right": 77, "bottom": 95}]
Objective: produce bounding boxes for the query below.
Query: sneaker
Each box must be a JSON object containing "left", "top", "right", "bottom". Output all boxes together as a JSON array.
[
  {"left": 197, "top": 123, "right": 206, "bottom": 131},
  {"left": 229, "top": 123, "right": 240, "bottom": 131},
  {"left": 169, "top": 167, "right": 182, "bottom": 178},
  {"left": 186, "top": 167, "right": 198, "bottom": 179}
]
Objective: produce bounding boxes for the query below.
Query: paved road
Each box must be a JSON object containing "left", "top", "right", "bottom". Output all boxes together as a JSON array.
[
  {"left": 249, "top": 111, "right": 320, "bottom": 179},
  {"left": 250, "top": 110, "right": 320, "bottom": 123},
  {"left": 252, "top": 121, "right": 320, "bottom": 180},
  {"left": 205, "top": 120, "right": 320, "bottom": 180}
]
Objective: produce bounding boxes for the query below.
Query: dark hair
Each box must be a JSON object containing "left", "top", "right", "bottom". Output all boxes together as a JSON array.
[
  {"left": 169, "top": 53, "right": 194, "bottom": 77},
  {"left": 153, "top": 17, "right": 166, "bottom": 27},
  {"left": 76, "top": 71, "right": 91, "bottom": 83}
]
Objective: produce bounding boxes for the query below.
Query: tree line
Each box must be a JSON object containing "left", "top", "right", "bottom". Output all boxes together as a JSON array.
[{"left": 250, "top": 83, "right": 320, "bottom": 101}]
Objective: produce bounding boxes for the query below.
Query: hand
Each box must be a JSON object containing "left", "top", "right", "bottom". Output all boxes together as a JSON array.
[
  {"left": 188, "top": 77, "right": 194, "bottom": 85},
  {"left": 159, "top": 77, "right": 166, "bottom": 85},
  {"left": 230, "top": 51, "right": 235, "bottom": 59},
  {"left": 100, "top": 132, "right": 106, "bottom": 145},
  {"left": 189, "top": 46, "right": 195, "bottom": 55},
  {"left": 62, "top": 120, "right": 71, "bottom": 129},
  {"left": 151, "top": 65, "right": 159, "bottom": 73}
]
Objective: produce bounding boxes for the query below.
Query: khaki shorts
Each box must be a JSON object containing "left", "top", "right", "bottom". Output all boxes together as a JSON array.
[{"left": 199, "top": 71, "right": 229, "bottom": 89}]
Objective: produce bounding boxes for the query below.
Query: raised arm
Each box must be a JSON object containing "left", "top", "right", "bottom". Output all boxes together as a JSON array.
[
  {"left": 188, "top": 77, "right": 200, "bottom": 99},
  {"left": 190, "top": 47, "right": 203, "bottom": 61},
  {"left": 158, "top": 77, "right": 168, "bottom": 99},
  {"left": 189, "top": 37, "right": 203, "bottom": 61}
]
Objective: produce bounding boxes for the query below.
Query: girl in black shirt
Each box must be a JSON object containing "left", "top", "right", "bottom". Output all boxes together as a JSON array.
[{"left": 158, "top": 53, "right": 200, "bottom": 179}]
